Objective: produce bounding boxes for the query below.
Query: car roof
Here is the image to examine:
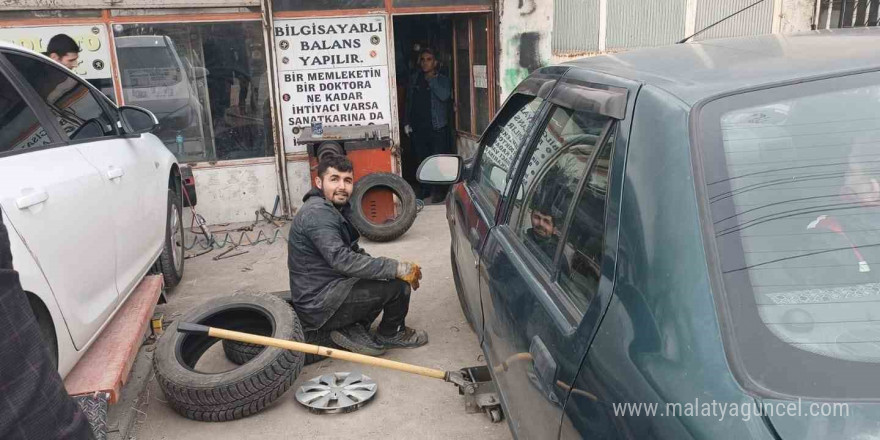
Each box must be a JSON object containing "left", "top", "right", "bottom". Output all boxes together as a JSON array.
[
  {"left": 562, "top": 28, "right": 880, "bottom": 105},
  {"left": 0, "top": 39, "right": 49, "bottom": 57}
]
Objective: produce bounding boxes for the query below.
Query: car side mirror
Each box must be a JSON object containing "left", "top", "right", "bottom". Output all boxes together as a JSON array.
[
  {"left": 119, "top": 105, "right": 158, "bottom": 135},
  {"left": 417, "top": 155, "right": 462, "bottom": 184}
]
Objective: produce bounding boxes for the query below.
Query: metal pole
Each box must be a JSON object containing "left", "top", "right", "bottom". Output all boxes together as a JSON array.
[
  {"left": 813, "top": 0, "right": 823, "bottom": 29},
  {"left": 873, "top": 0, "right": 880, "bottom": 25},
  {"left": 853, "top": 0, "right": 861, "bottom": 26},
  {"left": 826, "top": 0, "right": 834, "bottom": 28},
  {"left": 261, "top": 0, "right": 291, "bottom": 216}
]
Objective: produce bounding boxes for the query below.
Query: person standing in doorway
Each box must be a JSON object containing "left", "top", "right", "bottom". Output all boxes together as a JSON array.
[
  {"left": 44, "top": 34, "right": 80, "bottom": 70},
  {"left": 404, "top": 48, "right": 452, "bottom": 203}
]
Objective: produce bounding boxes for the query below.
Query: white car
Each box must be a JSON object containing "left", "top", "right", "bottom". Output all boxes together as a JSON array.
[{"left": 0, "top": 41, "right": 185, "bottom": 378}]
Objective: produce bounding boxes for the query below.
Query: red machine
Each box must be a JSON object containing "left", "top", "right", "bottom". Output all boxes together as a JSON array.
[{"left": 300, "top": 125, "right": 397, "bottom": 224}]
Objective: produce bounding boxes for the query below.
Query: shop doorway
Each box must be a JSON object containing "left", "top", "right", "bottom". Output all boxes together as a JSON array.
[
  {"left": 393, "top": 14, "right": 454, "bottom": 200},
  {"left": 393, "top": 13, "right": 494, "bottom": 201}
]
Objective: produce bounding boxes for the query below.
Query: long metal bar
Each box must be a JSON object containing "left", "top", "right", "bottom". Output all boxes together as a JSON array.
[
  {"left": 261, "top": 0, "right": 290, "bottom": 216},
  {"left": 200, "top": 325, "right": 449, "bottom": 380},
  {"left": 873, "top": 0, "right": 880, "bottom": 25},
  {"left": 486, "top": 12, "right": 496, "bottom": 118},
  {"left": 813, "top": 0, "right": 823, "bottom": 28},
  {"left": 452, "top": 18, "right": 461, "bottom": 132},
  {"left": 273, "top": 9, "right": 383, "bottom": 18},
  {"left": 102, "top": 10, "right": 125, "bottom": 106},
  {"left": 826, "top": 0, "right": 834, "bottom": 29},
  {"left": 108, "top": 12, "right": 261, "bottom": 23},
  {"left": 390, "top": 5, "right": 491, "bottom": 14},
  {"left": 468, "top": 17, "right": 477, "bottom": 136},
  {"left": 853, "top": 0, "right": 861, "bottom": 26}
]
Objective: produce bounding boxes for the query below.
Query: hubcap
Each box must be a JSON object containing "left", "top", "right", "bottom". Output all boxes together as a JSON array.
[
  {"left": 171, "top": 204, "right": 183, "bottom": 272},
  {"left": 295, "top": 372, "right": 377, "bottom": 414}
]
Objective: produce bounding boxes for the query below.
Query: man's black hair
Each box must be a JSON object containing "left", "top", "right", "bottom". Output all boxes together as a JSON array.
[
  {"left": 317, "top": 154, "right": 354, "bottom": 178},
  {"left": 45, "top": 34, "right": 80, "bottom": 57}
]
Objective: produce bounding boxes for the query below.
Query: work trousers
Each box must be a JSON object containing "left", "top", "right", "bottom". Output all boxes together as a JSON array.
[
  {"left": 321, "top": 279, "right": 411, "bottom": 337},
  {"left": 411, "top": 125, "right": 451, "bottom": 199}
]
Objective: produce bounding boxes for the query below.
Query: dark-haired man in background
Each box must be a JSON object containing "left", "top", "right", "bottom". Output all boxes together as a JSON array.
[
  {"left": 287, "top": 155, "right": 428, "bottom": 355},
  {"left": 44, "top": 34, "right": 80, "bottom": 70}
]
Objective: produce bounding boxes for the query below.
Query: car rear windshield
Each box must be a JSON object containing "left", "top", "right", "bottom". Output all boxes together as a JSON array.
[
  {"left": 116, "top": 46, "right": 181, "bottom": 88},
  {"left": 698, "top": 71, "right": 880, "bottom": 399}
]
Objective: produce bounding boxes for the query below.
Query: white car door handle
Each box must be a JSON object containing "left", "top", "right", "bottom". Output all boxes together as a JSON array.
[
  {"left": 16, "top": 189, "right": 49, "bottom": 209},
  {"left": 107, "top": 167, "right": 125, "bottom": 180}
]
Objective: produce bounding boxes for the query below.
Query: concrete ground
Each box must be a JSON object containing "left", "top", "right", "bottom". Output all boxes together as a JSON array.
[{"left": 131, "top": 205, "right": 511, "bottom": 440}]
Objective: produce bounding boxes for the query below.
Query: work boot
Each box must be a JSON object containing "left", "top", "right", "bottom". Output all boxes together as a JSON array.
[
  {"left": 374, "top": 326, "right": 429, "bottom": 349},
  {"left": 330, "top": 324, "right": 386, "bottom": 356}
]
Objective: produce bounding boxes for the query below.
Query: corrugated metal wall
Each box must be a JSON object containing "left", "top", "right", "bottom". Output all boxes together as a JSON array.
[
  {"left": 694, "top": 0, "right": 774, "bottom": 40},
  {"left": 606, "top": 0, "right": 687, "bottom": 50},
  {"left": 552, "top": 0, "right": 600, "bottom": 54}
]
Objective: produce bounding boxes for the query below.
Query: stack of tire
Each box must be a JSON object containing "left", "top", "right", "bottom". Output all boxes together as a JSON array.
[{"left": 153, "top": 293, "right": 337, "bottom": 422}]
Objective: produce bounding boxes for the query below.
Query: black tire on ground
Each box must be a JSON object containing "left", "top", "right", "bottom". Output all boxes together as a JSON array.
[
  {"left": 153, "top": 293, "right": 304, "bottom": 422},
  {"left": 222, "top": 329, "right": 339, "bottom": 366},
  {"left": 158, "top": 188, "right": 184, "bottom": 288},
  {"left": 350, "top": 172, "right": 417, "bottom": 242}
]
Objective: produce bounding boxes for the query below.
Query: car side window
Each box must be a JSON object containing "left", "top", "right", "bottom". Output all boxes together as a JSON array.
[
  {"left": 511, "top": 105, "right": 610, "bottom": 273},
  {"left": 472, "top": 93, "right": 544, "bottom": 217},
  {"left": 0, "top": 69, "right": 53, "bottom": 155},
  {"left": 558, "top": 132, "right": 614, "bottom": 312},
  {"left": 5, "top": 52, "right": 118, "bottom": 142}
]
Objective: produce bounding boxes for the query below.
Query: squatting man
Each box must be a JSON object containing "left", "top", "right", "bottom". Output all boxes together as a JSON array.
[{"left": 288, "top": 155, "right": 427, "bottom": 355}]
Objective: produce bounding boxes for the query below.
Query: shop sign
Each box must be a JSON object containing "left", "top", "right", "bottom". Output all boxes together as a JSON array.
[
  {"left": 0, "top": 25, "right": 112, "bottom": 80},
  {"left": 273, "top": 16, "right": 391, "bottom": 151}
]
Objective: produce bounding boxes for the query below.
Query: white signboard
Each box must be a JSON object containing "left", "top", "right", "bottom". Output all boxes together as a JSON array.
[
  {"left": 273, "top": 16, "right": 391, "bottom": 152},
  {"left": 0, "top": 25, "right": 112, "bottom": 80}
]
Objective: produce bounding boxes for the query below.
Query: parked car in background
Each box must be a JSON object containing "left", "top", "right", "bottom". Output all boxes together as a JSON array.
[
  {"left": 419, "top": 28, "right": 880, "bottom": 439},
  {"left": 115, "top": 35, "right": 208, "bottom": 159},
  {"left": 0, "top": 41, "right": 185, "bottom": 378}
]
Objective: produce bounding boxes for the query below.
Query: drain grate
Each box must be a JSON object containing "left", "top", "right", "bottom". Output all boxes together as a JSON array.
[{"left": 295, "top": 372, "right": 378, "bottom": 414}]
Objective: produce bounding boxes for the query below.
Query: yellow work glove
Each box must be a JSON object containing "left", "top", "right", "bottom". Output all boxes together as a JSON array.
[{"left": 396, "top": 262, "right": 422, "bottom": 291}]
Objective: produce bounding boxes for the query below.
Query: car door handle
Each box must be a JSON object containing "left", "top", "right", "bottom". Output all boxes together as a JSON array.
[
  {"left": 16, "top": 189, "right": 49, "bottom": 209},
  {"left": 107, "top": 167, "right": 125, "bottom": 180}
]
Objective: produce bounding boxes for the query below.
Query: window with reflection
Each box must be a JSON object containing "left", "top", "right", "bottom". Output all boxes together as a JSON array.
[{"left": 114, "top": 21, "right": 273, "bottom": 162}]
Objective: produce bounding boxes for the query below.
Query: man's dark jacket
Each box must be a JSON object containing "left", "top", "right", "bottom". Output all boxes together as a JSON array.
[{"left": 288, "top": 188, "right": 398, "bottom": 330}]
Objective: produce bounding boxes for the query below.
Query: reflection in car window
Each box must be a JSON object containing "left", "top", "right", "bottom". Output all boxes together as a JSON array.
[
  {"left": 6, "top": 53, "right": 117, "bottom": 142},
  {"left": 0, "top": 71, "right": 51, "bottom": 154},
  {"left": 513, "top": 105, "right": 610, "bottom": 273},
  {"left": 704, "top": 81, "right": 880, "bottom": 366},
  {"left": 472, "top": 94, "right": 543, "bottom": 216},
  {"left": 558, "top": 133, "right": 614, "bottom": 312}
]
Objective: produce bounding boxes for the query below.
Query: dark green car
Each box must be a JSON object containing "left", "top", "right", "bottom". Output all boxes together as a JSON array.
[{"left": 419, "top": 28, "right": 880, "bottom": 439}]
